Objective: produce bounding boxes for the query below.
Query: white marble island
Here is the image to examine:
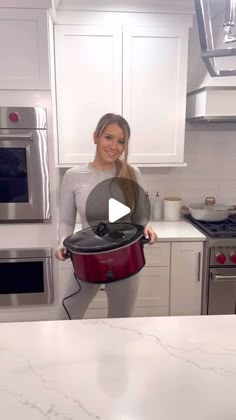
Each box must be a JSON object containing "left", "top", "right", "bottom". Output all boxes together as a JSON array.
[{"left": 1, "top": 315, "right": 236, "bottom": 420}]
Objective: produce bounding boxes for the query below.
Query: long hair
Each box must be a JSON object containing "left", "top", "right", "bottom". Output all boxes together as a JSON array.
[{"left": 94, "top": 113, "right": 138, "bottom": 210}]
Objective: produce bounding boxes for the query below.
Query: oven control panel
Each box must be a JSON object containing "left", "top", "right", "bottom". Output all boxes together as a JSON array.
[{"left": 210, "top": 247, "right": 236, "bottom": 266}]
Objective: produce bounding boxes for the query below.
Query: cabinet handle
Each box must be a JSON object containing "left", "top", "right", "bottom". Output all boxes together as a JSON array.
[{"left": 197, "top": 252, "right": 201, "bottom": 282}]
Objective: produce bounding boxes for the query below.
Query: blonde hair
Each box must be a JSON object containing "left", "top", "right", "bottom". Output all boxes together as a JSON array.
[{"left": 94, "top": 113, "right": 138, "bottom": 209}]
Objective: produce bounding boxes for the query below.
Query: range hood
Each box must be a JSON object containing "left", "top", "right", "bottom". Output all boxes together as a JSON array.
[
  {"left": 186, "top": 86, "right": 236, "bottom": 121},
  {"left": 194, "top": 0, "right": 236, "bottom": 77}
]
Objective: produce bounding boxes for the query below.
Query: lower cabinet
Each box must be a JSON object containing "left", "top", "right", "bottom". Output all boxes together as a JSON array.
[
  {"left": 134, "top": 266, "right": 169, "bottom": 314},
  {"left": 170, "top": 242, "right": 203, "bottom": 316}
]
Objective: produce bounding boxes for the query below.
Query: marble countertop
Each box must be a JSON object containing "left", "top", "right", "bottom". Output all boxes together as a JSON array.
[
  {"left": 75, "top": 220, "right": 206, "bottom": 242},
  {"left": 0, "top": 315, "right": 235, "bottom": 420},
  {"left": 146, "top": 220, "right": 206, "bottom": 241}
]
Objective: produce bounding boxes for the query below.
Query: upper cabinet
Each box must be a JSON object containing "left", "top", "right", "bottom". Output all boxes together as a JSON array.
[
  {"left": 123, "top": 26, "right": 189, "bottom": 165},
  {"left": 54, "top": 13, "right": 192, "bottom": 166},
  {"left": 0, "top": 9, "right": 50, "bottom": 90},
  {"left": 55, "top": 25, "right": 122, "bottom": 164}
]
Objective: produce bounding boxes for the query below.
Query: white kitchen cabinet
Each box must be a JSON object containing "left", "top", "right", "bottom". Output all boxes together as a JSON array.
[
  {"left": 0, "top": 9, "right": 50, "bottom": 90},
  {"left": 55, "top": 18, "right": 190, "bottom": 166},
  {"left": 170, "top": 242, "right": 203, "bottom": 316},
  {"left": 134, "top": 243, "right": 170, "bottom": 316},
  {"left": 55, "top": 25, "right": 122, "bottom": 165},
  {"left": 135, "top": 266, "right": 169, "bottom": 308},
  {"left": 123, "top": 26, "right": 188, "bottom": 164}
]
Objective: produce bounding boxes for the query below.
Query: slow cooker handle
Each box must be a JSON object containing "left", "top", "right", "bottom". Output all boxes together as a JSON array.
[
  {"left": 141, "top": 236, "right": 151, "bottom": 245},
  {"left": 95, "top": 222, "right": 109, "bottom": 237},
  {"left": 62, "top": 248, "right": 71, "bottom": 259}
]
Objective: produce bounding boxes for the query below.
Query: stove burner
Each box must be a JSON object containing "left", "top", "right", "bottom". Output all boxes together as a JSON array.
[{"left": 185, "top": 215, "right": 236, "bottom": 237}]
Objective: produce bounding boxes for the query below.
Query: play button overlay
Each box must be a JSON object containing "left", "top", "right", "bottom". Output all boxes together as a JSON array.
[
  {"left": 109, "top": 198, "right": 131, "bottom": 223},
  {"left": 85, "top": 177, "right": 151, "bottom": 229}
]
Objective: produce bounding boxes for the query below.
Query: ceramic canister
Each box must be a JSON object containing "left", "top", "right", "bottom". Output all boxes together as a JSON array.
[{"left": 163, "top": 197, "right": 182, "bottom": 221}]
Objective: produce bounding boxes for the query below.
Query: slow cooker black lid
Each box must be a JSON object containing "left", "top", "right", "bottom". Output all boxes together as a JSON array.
[{"left": 63, "top": 222, "right": 144, "bottom": 253}]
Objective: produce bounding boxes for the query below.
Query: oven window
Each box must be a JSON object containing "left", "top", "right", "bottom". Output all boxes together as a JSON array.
[
  {"left": 0, "top": 148, "right": 29, "bottom": 203},
  {"left": 0, "top": 261, "right": 44, "bottom": 294}
]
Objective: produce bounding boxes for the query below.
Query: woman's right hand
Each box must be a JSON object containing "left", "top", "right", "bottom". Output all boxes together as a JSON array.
[{"left": 55, "top": 248, "right": 67, "bottom": 261}]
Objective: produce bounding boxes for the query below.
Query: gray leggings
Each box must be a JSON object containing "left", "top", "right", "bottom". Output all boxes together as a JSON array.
[{"left": 63, "top": 273, "right": 140, "bottom": 319}]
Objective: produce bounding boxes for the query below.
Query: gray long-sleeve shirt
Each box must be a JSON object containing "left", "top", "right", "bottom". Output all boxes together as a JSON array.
[{"left": 58, "top": 163, "right": 146, "bottom": 247}]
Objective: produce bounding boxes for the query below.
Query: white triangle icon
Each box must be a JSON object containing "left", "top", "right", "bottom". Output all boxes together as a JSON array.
[{"left": 108, "top": 198, "right": 131, "bottom": 223}]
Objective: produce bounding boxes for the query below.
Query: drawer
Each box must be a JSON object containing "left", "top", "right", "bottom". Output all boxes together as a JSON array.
[
  {"left": 137, "top": 266, "right": 169, "bottom": 307},
  {"left": 144, "top": 242, "right": 170, "bottom": 266},
  {"left": 84, "top": 308, "right": 107, "bottom": 319},
  {"left": 132, "top": 306, "right": 169, "bottom": 317}
]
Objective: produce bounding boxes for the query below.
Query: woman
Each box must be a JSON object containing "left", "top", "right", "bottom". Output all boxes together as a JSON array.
[{"left": 55, "top": 113, "right": 157, "bottom": 319}]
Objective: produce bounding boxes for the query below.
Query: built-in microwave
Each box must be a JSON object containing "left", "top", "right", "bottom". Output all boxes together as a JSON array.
[
  {"left": 0, "top": 248, "right": 53, "bottom": 306},
  {"left": 0, "top": 107, "right": 50, "bottom": 221}
]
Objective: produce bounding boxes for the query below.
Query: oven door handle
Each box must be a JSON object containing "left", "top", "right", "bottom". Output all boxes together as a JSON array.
[
  {"left": 0, "top": 133, "right": 33, "bottom": 140},
  {"left": 212, "top": 274, "right": 236, "bottom": 282}
]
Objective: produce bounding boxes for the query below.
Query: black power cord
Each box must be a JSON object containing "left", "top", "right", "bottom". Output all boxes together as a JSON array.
[{"left": 62, "top": 272, "right": 81, "bottom": 320}]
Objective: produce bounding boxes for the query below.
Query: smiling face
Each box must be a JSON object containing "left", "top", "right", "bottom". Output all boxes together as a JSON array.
[{"left": 93, "top": 123, "right": 125, "bottom": 168}]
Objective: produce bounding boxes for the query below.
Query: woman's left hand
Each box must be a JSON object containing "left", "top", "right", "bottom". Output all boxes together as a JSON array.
[{"left": 144, "top": 225, "right": 157, "bottom": 245}]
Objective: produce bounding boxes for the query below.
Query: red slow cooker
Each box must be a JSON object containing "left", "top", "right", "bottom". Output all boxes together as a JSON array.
[{"left": 63, "top": 222, "right": 149, "bottom": 283}]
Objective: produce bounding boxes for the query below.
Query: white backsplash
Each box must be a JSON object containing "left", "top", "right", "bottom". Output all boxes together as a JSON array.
[{"left": 140, "top": 122, "right": 236, "bottom": 208}]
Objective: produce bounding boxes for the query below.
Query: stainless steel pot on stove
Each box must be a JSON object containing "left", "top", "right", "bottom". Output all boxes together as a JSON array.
[{"left": 182, "top": 197, "right": 236, "bottom": 222}]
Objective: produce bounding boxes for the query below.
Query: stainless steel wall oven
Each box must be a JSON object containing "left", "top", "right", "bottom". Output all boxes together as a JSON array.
[
  {"left": 0, "top": 107, "right": 50, "bottom": 221},
  {"left": 0, "top": 248, "right": 53, "bottom": 306}
]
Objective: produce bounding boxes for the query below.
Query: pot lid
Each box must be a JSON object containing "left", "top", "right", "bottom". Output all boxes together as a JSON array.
[
  {"left": 63, "top": 222, "right": 144, "bottom": 253},
  {"left": 190, "top": 203, "right": 230, "bottom": 211}
]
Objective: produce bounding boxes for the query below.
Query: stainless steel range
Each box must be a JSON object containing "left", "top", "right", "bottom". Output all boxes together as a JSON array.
[{"left": 186, "top": 215, "right": 236, "bottom": 315}]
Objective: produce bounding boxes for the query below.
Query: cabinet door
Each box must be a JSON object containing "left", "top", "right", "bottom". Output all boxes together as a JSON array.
[
  {"left": 0, "top": 9, "right": 49, "bottom": 89},
  {"left": 123, "top": 26, "right": 188, "bottom": 164},
  {"left": 170, "top": 242, "right": 203, "bottom": 316},
  {"left": 136, "top": 266, "right": 169, "bottom": 308},
  {"left": 144, "top": 242, "right": 170, "bottom": 266},
  {"left": 55, "top": 25, "right": 122, "bottom": 165}
]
